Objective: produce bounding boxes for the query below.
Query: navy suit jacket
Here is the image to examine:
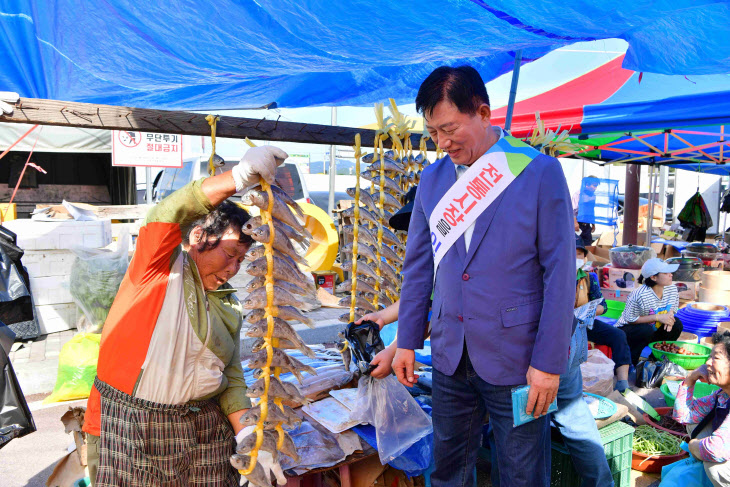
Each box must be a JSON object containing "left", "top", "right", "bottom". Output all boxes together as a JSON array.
[{"left": 397, "top": 151, "right": 575, "bottom": 385}]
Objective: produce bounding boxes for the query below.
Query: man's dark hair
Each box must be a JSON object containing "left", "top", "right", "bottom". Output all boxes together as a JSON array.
[
  {"left": 186, "top": 200, "right": 254, "bottom": 251},
  {"left": 711, "top": 330, "right": 730, "bottom": 358},
  {"left": 415, "top": 65, "right": 490, "bottom": 117},
  {"left": 638, "top": 275, "right": 658, "bottom": 287}
]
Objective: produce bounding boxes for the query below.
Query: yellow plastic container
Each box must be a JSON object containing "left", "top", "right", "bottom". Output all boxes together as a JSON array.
[
  {"left": 0, "top": 203, "right": 17, "bottom": 222},
  {"left": 298, "top": 202, "right": 339, "bottom": 273}
]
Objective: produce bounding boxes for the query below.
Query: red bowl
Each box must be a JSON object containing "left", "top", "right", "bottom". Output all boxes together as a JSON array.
[
  {"left": 641, "top": 406, "right": 689, "bottom": 439},
  {"left": 631, "top": 450, "right": 688, "bottom": 473}
]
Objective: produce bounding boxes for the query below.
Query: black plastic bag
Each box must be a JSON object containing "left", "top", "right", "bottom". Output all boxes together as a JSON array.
[
  {"left": 0, "top": 227, "right": 38, "bottom": 340},
  {"left": 344, "top": 320, "right": 385, "bottom": 375},
  {"left": 636, "top": 358, "right": 673, "bottom": 388},
  {"left": 0, "top": 322, "right": 36, "bottom": 448}
]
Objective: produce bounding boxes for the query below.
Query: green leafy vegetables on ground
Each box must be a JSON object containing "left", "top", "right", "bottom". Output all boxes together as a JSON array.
[{"left": 633, "top": 425, "right": 682, "bottom": 456}]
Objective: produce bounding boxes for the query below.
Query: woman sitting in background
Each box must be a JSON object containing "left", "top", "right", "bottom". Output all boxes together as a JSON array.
[
  {"left": 673, "top": 331, "right": 730, "bottom": 486},
  {"left": 615, "top": 258, "right": 683, "bottom": 364}
]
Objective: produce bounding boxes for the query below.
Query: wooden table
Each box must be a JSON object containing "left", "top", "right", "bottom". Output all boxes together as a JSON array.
[{"left": 284, "top": 450, "right": 378, "bottom": 487}]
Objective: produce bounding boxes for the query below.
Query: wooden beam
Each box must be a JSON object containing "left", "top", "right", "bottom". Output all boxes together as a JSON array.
[{"left": 1, "top": 98, "right": 436, "bottom": 150}]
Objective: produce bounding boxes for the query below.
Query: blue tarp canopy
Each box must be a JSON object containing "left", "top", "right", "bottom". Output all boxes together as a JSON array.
[{"left": 2, "top": 1, "right": 730, "bottom": 110}]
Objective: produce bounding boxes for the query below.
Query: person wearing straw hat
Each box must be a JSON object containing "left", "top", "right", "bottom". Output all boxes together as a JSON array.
[{"left": 615, "top": 258, "right": 684, "bottom": 364}]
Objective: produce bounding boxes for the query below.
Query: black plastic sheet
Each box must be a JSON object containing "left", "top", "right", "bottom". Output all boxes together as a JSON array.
[{"left": 0, "top": 323, "right": 36, "bottom": 448}]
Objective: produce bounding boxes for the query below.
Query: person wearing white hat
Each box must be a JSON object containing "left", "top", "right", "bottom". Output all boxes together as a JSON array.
[{"left": 615, "top": 258, "right": 684, "bottom": 364}]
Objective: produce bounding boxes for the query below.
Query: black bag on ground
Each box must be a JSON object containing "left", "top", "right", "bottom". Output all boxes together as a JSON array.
[
  {"left": 0, "top": 321, "right": 36, "bottom": 448},
  {"left": 636, "top": 358, "right": 671, "bottom": 388}
]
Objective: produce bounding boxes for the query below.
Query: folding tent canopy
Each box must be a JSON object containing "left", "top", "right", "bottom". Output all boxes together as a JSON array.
[
  {"left": 490, "top": 55, "right": 730, "bottom": 170},
  {"left": 2, "top": 1, "right": 730, "bottom": 110}
]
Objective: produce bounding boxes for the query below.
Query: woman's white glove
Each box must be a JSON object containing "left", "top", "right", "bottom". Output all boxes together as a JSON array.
[
  {"left": 232, "top": 146, "right": 288, "bottom": 192},
  {"left": 235, "top": 426, "right": 287, "bottom": 486}
]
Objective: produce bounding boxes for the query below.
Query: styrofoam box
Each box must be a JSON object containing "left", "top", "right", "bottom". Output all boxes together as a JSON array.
[
  {"left": 22, "top": 250, "right": 76, "bottom": 278},
  {"left": 29, "top": 275, "right": 72, "bottom": 306},
  {"left": 4, "top": 218, "right": 112, "bottom": 250},
  {"left": 35, "top": 302, "right": 78, "bottom": 334}
]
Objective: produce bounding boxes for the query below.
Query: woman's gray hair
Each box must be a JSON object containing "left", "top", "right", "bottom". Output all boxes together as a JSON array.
[
  {"left": 185, "top": 200, "right": 254, "bottom": 251},
  {"left": 711, "top": 331, "right": 730, "bottom": 358}
]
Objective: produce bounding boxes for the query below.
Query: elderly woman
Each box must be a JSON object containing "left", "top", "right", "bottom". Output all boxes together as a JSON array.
[
  {"left": 673, "top": 331, "right": 730, "bottom": 486},
  {"left": 82, "top": 146, "right": 288, "bottom": 486}
]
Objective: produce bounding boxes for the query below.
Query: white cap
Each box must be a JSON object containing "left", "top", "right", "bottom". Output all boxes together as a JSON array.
[{"left": 641, "top": 258, "right": 679, "bottom": 279}]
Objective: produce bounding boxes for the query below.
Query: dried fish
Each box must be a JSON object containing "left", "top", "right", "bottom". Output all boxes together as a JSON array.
[
  {"left": 270, "top": 184, "right": 305, "bottom": 219},
  {"left": 245, "top": 276, "right": 312, "bottom": 299},
  {"left": 343, "top": 225, "right": 377, "bottom": 246},
  {"left": 247, "top": 256, "right": 314, "bottom": 291},
  {"left": 229, "top": 456, "right": 270, "bottom": 487},
  {"left": 246, "top": 317, "right": 310, "bottom": 349},
  {"left": 334, "top": 278, "right": 380, "bottom": 295},
  {"left": 360, "top": 173, "right": 405, "bottom": 196},
  {"left": 239, "top": 403, "right": 292, "bottom": 429},
  {"left": 341, "top": 242, "right": 378, "bottom": 262},
  {"left": 337, "top": 295, "right": 378, "bottom": 312},
  {"left": 346, "top": 187, "right": 378, "bottom": 213},
  {"left": 242, "top": 286, "right": 319, "bottom": 311},
  {"left": 243, "top": 216, "right": 311, "bottom": 245},
  {"left": 341, "top": 260, "right": 384, "bottom": 281},
  {"left": 341, "top": 205, "right": 379, "bottom": 226},
  {"left": 240, "top": 189, "right": 307, "bottom": 235},
  {"left": 250, "top": 336, "right": 315, "bottom": 359},
  {"left": 250, "top": 224, "right": 308, "bottom": 265},
  {"left": 248, "top": 348, "right": 318, "bottom": 384},
  {"left": 338, "top": 308, "right": 369, "bottom": 323},
  {"left": 246, "top": 376, "right": 310, "bottom": 405},
  {"left": 371, "top": 244, "right": 402, "bottom": 265},
  {"left": 367, "top": 157, "right": 406, "bottom": 175},
  {"left": 246, "top": 306, "right": 315, "bottom": 329}
]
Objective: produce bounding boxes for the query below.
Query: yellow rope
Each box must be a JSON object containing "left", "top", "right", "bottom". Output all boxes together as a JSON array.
[
  {"left": 239, "top": 179, "right": 276, "bottom": 476},
  {"left": 205, "top": 115, "right": 220, "bottom": 176},
  {"left": 350, "top": 134, "right": 362, "bottom": 322}
]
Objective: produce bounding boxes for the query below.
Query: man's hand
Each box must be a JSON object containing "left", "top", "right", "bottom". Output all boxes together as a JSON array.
[
  {"left": 574, "top": 217, "right": 580, "bottom": 231},
  {"left": 526, "top": 366, "right": 560, "bottom": 418},
  {"left": 356, "top": 311, "right": 386, "bottom": 329},
  {"left": 393, "top": 348, "right": 419, "bottom": 387},
  {"left": 370, "top": 344, "right": 397, "bottom": 379},
  {"left": 688, "top": 438, "right": 703, "bottom": 461},
  {"left": 231, "top": 146, "right": 288, "bottom": 191}
]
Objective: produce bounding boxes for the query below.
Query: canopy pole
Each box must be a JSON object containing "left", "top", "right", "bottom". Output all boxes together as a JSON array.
[
  {"left": 146, "top": 167, "right": 153, "bottom": 204},
  {"left": 328, "top": 107, "right": 337, "bottom": 218},
  {"left": 503, "top": 50, "right": 522, "bottom": 133},
  {"left": 623, "top": 164, "right": 641, "bottom": 245}
]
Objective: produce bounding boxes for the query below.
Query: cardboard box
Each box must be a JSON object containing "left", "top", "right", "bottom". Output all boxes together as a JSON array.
[
  {"left": 602, "top": 267, "right": 642, "bottom": 291},
  {"left": 600, "top": 288, "right": 633, "bottom": 303},
  {"left": 312, "top": 271, "right": 337, "bottom": 294},
  {"left": 674, "top": 280, "right": 699, "bottom": 300}
]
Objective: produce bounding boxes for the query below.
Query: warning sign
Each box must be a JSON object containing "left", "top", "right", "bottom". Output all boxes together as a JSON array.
[{"left": 112, "top": 131, "right": 183, "bottom": 168}]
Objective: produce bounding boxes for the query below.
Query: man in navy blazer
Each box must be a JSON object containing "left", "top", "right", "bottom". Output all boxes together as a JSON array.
[{"left": 394, "top": 66, "right": 575, "bottom": 486}]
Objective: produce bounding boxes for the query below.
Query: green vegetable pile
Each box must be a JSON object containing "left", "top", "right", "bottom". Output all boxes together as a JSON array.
[
  {"left": 69, "top": 242, "right": 129, "bottom": 334},
  {"left": 632, "top": 425, "right": 682, "bottom": 456}
]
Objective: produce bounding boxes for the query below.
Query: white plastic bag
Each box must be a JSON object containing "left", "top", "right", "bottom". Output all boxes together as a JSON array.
[
  {"left": 580, "top": 349, "right": 615, "bottom": 397},
  {"left": 351, "top": 375, "right": 432, "bottom": 464},
  {"left": 69, "top": 227, "right": 130, "bottom": 333}
]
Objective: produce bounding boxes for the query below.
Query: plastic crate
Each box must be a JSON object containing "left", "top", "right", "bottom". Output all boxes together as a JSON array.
[{"left": 550, "top": 422, "right": 634, "bottom": 487}]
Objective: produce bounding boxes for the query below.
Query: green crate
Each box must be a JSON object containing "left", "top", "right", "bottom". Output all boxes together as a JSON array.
[
  {"left": 550, "top": 422, "right": 634, "bottom": 487},
  {"left": 613, "top": 468, "right": 630, "bottom": 487},
  {"left": 599, "top": 421, "right": 635, "bottom": 458}
]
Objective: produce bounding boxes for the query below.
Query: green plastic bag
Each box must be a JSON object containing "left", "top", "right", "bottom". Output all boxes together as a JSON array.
[{"left": 43, "top": 333, "right": 101, "bottom": 404}]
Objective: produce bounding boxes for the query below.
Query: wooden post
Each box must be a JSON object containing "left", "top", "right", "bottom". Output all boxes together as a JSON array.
[
  {"left": 623, "top": 164, "right": 641, "bottom": 245},
  {"left": 1, "top": 98, "right": 435, "bottom": 150}
]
